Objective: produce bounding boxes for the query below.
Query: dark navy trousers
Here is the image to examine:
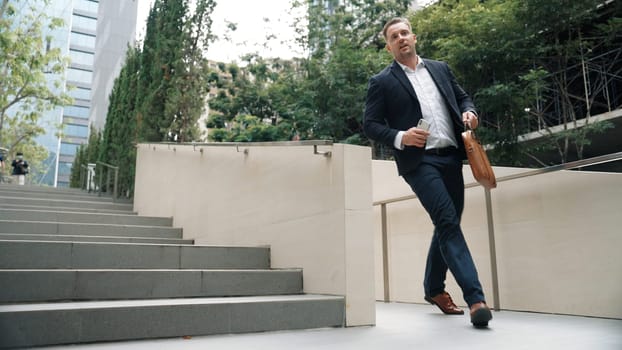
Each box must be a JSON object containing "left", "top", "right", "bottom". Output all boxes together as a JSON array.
[{"left": 402, "top": 152, "right": 485, "bottom": 307}]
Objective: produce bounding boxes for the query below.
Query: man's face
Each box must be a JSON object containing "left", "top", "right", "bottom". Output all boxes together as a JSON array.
[{"left": 385, "top": 22, "right": 417, "bottom": 60}]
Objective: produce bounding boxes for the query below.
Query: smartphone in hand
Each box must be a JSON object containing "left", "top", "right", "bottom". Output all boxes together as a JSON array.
[{"left": 417, "top": 119, "right": 430, "bottom": 131}]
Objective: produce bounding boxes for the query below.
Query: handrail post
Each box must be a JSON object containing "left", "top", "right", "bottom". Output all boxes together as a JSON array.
[
  {"left": 94, "top": 161, "right": 120, "bottom": 199},
  {"left": 381, "top": 203, "right": 390, "bottom": 302},
  {"left": 372, "top": 151, "right": 622, "bottom": 311},
  {"left": 106, "top": 168, "right": 111, "bottom": 195},
  {"left": 84, "top": 165, "right": 89, "bottom": 191},
  {"left": 484, "top": 187, "right": 500, "bottom": 311},
  {"left": 79, "top": 165, "right": 85, "bottom": 190},
  {"left": 97, "top": 165, "right": 103, "bottom": 197},
  {"left": 113, "top": 167, "right": 119, "bottom": 200}
]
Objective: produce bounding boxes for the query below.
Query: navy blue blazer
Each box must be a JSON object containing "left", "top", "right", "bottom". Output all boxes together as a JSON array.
[{"left": 363, "top": 59, "right": 476, "bottom": 175}]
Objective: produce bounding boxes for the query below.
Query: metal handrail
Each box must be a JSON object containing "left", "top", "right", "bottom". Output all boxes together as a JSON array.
[
  {"left": 79, "top": 164, "right": 88, "bottom": 191},
  {"left": 96, "top": 161, "right": 119, "bottom": 200},
  {"left": 374, "top": 151, "right": 622, "bottom": 309},
  {"left": 147, "top": 140, "right": 335, "bottom": 158},
  {"left": 155, "top": 140, "right": 333, "bottom": 147},
  {"left": 374, "top": 151, "right": 622, "bottom": 206}
]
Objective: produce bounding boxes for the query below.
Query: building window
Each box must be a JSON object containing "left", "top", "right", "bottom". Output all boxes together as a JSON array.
[
  {"left": 70, "top": 49, "right": 94, "bottom": 66},
  {"left": 70, "top": 31, "right": 96, "bottom": 48},
  {"left": 64, "top": 105, "right": 90, "bottom": 118},
  {"left": 60, "top": 142, "right": 80, "bottom": 156},
  {"left": 63, "top": 116, "right": 89, "bottom": 126},
  {"left": 67, "top": 68, "right": 93, "bottom": 84},
  {"left": 57, "top": 161, "right": 73, "bottom": 176},
  {"left": 72, "top": 14, "right": 97, "bottom": 31},
  {"left": 68, "top": 87, "right": 91, "bottom": 101},
  {"left": 64, "top": 124, "right": 89, "bottom": 138},
  {"left": 73, "top": 0, "right": 99, "bottom": 14}
]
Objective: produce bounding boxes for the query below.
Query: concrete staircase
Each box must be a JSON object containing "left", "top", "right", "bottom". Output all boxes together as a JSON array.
[{"left": 0, "top": 185, "right": 344, "bottom": 348}]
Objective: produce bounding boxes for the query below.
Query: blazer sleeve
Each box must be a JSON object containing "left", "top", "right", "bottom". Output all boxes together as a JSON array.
[{"left": 363, "top": 75, "right": 399, "bottom": 148}]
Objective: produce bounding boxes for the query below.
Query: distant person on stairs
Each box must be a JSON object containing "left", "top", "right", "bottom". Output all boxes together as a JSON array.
[{"left": 11, "top": 152, "right": 29, "bottom": 185}]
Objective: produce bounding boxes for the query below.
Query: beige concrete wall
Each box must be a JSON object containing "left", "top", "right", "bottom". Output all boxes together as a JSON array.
[
  {"left": 372, "top": 160, "right": 622, "bottom": 319},
  {"left": 133, "top": 143, "right": 376, "bottom": 326}
]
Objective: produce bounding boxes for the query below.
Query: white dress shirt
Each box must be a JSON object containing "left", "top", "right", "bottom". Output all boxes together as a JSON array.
[{"left": 393, "top": 57, "right": 458, "bottom": 150}]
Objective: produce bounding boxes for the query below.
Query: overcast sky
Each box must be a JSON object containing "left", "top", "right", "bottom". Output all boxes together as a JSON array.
[
  {"left": 196, "top": 0, "right": 438, "bottom": 62},
  {"left": 206, "top": 0, "right": 305, "bottom": 62},
  {"left": 137, "top": 0, "right": 304, "bottom": 63},
  {"left": 136, "top": 1, "right": 439, "bottom": 63}
]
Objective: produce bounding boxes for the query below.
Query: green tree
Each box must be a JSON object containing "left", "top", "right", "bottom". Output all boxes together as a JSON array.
[
  {"left": 0, "top": 0, "right": 72, "bottom": 162},
  {"left": 207, "top": 0, "right": 411, "bottom": 144},
  {"left": 410, "top": 0, "right": 619, "bottom": 165},
  {"left": 136, "top": 0, "right": 187, "bottom": 142},
  {"left": 89, "top": 0, "right": 217, "bottom": 196},
  {"left": 69, "top": 126, "right": 101, "bottom": 188},
  {"left": 298, "top": 0, "right": 411, "bottom": 142},
  {"left": 97, "top": 46, "right": 141, "bottom": 196},
  {"left": 69, "top": 144, "right": 86, "bottom": 188},
  {"left": 166, "top": 0, "right": 217, "bottom": 142},
  {"left": 206, "top": 58, "right": 275, "bottom": 141},
  {"left": 209, "top": 114, "right": 290, "bottom": 142},
  {"left": 207, "top": 57, "right": 309, "bottom": 142},
  {"left": 410, "top": 0, "right": 531, "bottom": 164},
  {"left": 264, "top": 58, "right": 316, "bottom": 140},
  {"left": 514, "top": 0, "right": 618, "bottom": 163},
  {"left": 71, "top": 47, "right": 140, "bottom": 195}
]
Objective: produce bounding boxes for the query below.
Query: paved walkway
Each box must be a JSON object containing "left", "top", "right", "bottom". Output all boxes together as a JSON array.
[{"left": 40, "top": 302, "right": 622, "bottom": 350}]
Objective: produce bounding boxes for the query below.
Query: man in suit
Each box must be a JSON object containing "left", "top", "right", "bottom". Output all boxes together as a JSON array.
[{"left": 364, "top": 17, "right": 492, "bottom": 327}]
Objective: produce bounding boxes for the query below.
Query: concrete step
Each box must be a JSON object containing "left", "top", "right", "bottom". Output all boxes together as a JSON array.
[
  {"left": 0, "top": 240, "right": 271, "bottom": 269},
  {"left": 0, "top": 188, "right": 115, "bottom": 202},
  {"left": 0, "top": 208, "right": 172, "bottom": 226},
  {"left": 0, "top": 202, "right": 136, "bottom": 215},
  {"left": 0, "top": 202, "right": 137, "bottom": 215},
  {"left": 0, "top": 195, "right": 133, "bottom": 211},
  {"left": 0, "top": 294, "right": 345, "bottom": 348},
  {"left": 0, "top": 233, "right": 193, "bottom": 245},
  {"left": 0, "top": 220, "right": 182, "bottom": 238},
  {"left": 0, "top": 269, "right": 303, "bottom": 302},
  {"left": 0, "top": 185, "right": 344, "bottom": 348},
  {"left": 0, "top": 184, "right": 85, "bottom": 195},
  {"left": 0, "top": 185, "right": 133, "bottom": 204}
]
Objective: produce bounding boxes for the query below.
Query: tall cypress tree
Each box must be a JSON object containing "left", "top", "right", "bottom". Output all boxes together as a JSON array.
[
  {"left": 100, "top": 46, "right": 141, "bottom": 196},
  {"left": 90, "top": 0, "right": 216, "bottom": 195},
  {"left": 69, "top": 145, "right": 85, "bottom": 188},
  {"left": 69, "top": 126, "right": 100, "bottom": 188},
  {"left": 166, "top": 0, "right": 216, "bottom": 142},
  {"left": 136, "top": 0, "right": 187, "bottom": 142}
]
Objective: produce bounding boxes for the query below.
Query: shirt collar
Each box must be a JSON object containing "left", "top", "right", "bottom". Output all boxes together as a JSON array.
[{"left": 396, "top": 56, "right": 425, "bottom": 73}]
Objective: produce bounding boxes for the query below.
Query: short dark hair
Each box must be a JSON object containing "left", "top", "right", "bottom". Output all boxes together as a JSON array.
[{"left": 382, "top": 17, "right": 412, "bottom": 40}]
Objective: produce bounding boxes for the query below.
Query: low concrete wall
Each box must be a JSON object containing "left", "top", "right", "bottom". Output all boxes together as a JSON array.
[
  {"left": 133, "top": 142, "right": 375, "bottom": 326},
  {"left": 372, "top": 160, "right": 622, "bottom": 319}
]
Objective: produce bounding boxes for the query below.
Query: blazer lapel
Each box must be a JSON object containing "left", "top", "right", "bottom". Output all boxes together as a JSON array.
[
  {"left": 389, "top": 61, "right": 418, "bottom": 101},
  {"left": 423, "top": 59, "right": 461, "bottom": 118},
  {"left": 422, "top": 59, "right": 450, "bottom": 100}
]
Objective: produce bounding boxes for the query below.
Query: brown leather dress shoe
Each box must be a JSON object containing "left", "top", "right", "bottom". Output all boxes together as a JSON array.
[
  {"left": 470, "top": 302, "right": 492, "bottom": 327},
  {"left": 424, "top": 292, "right": 464, "bottom": 315}
]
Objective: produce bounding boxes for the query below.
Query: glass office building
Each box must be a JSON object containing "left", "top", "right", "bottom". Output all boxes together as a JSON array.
[
  {"left": 20, "top": 0, "right": 142, "bottom": 187},
  {"left": 25, "top": 0, "right": 98, "bottom": 187},
  {"left": 58, "top": 0, "right": 99, "bottom": 187}
]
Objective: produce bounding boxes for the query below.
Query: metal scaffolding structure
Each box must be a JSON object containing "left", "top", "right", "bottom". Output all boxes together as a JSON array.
[{"left": 526, "top": 47, "right": 622, "bottom": 133}]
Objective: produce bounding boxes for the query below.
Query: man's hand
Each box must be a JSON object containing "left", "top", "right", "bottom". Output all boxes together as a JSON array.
[
  {"left": 402, "top": 126, "right": 430, "bottom": 148},
  {"left": 462, "top": 111, "right": 478, "bottom": 129}
]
